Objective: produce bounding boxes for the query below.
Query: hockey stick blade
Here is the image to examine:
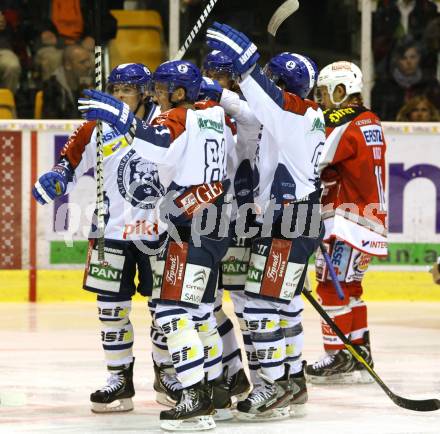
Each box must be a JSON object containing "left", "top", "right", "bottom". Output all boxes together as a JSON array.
[
  {"left": 302, "top": 289, "right": 440, "bottom": 412},
  {"left": 267, "top": 0, "right": 299, "bottom": 37}
]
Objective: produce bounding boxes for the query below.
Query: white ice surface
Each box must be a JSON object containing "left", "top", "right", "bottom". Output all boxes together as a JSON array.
[{"left": 0, "top": 301, "right": 439, "bottom": 433}]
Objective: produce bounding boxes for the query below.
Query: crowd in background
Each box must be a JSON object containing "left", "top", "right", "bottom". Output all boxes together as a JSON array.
[
  {"left": 0, "top": 0, "right": 439, "bottom": 121},
  {"left": 372, "top": 0, "right": 440, "bottom": 121}
]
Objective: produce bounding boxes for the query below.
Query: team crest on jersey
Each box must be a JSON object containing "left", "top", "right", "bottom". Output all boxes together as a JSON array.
[{"left": 117, "top": 149, "right": 164, "bottom": 209}]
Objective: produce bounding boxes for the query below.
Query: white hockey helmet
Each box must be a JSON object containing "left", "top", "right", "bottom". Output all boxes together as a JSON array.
[{"left": 317, "top": 61, "right": 363, "bottom": 106}]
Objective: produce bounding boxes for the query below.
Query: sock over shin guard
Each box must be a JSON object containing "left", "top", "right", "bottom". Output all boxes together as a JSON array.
[
  {"left": 281, "top": 296, "right": 305, "bottom": 375},
  {"left": 98, "top": 297, "right": 134, "bottom": 367},
  {"left": 243, "top": 306, "right": 286, "bottom": 381},
  {"left": 154, "top": 306, "right": 205, "bottom": 388},
  {"left": 321, "top": 305, "right": 353, "bottom": 351},
  {"left": 196, "top": 315, "right": 224, "bottom": 381},
  {"left": 148, "top": 301, "right": 172, "bottom": 366},
  {"left": 349, "top": 297, "right": 368, "bottom": 344},
  {"left": 230, "top": 290, "right": 261, "bottom": 383}
]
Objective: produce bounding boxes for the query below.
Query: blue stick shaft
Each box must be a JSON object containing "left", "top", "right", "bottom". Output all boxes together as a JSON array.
[{"left": 319, "top": 242, "right": 345, "bottom": 300}]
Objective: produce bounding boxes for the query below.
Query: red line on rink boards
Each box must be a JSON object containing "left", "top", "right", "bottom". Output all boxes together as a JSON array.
[{"left": 29, "top": 131, "right": 37, "bottom": 302}]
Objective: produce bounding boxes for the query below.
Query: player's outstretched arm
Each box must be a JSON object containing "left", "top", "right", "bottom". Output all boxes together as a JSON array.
[
  {"left": 32, "top": 159, "right": 73, "bottom": 205},
  {"left": 206, "top": 22, "right": 288, "bottom": 135},
  {"left": 78, "top": 89, "right": 183, "bottom": 165}
]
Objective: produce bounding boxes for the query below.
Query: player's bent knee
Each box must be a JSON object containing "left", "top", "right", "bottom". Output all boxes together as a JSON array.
[{"left": 97, "top": 299, "right": 132, "bottom": 327}]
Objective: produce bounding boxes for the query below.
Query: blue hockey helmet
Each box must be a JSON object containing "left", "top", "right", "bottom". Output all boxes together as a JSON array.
[
  {"left": 153, "top": 60, "right": 202, "bottom": 102},
  {"left": 265, "top": 52, "right": 318, "bottom": 98},
  {"left": 107, "top": 63, "right": 152, "bottom": 92},
  {"left": 203, "top": 50, "right": 234, "bottom": 75}
]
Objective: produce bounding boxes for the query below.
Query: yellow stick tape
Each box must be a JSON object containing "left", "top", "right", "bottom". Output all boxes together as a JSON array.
[{"left": 0, "top": 270, "right": 439, "bottom": 302}]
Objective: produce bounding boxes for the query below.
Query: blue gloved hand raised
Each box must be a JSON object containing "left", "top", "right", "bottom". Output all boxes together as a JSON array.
[
  {"left": 206, "top": 22, "right": 260, "bottom": 75},
  {"left": 199, "top": 77, "right": 223, "bottom": 102},
  {"left": 78, "top": 89, "right": 135, "bottom": 137},
  {"left": 32, "top": 161, "right": 72, "bottom": 205}
]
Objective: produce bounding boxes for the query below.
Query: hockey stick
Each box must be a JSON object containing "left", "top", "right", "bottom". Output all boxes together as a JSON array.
[
  {"left": 267, "top": 0, "right": 300, "bottom": 37},
  {"left": 319, "top": 241, "right": 345, "bottom": 300},
  {"left": 174, "top": 0, "right": 220, "bottom": 60},
  {"left": 302, "top": 287, "right": 440, "bottom": 412},
  {"left": 94, "top": 0, "right": 105, "bottom": 261}
]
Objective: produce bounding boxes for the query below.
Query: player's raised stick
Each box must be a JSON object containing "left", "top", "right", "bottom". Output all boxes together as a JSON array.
[
  {"left": 94, "top": 0, "right": 105, "bottom": 261},
  {"left": 174, "top": 0, "right": 220, "bottom": 60},
  {"left": 267, "top": 0, "right": 300, "bottom": 37}
]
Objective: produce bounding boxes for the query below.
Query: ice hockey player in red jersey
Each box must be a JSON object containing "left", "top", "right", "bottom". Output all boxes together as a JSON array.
[{"left": 306, "top": 61, "right": 388, "bottom": 384}]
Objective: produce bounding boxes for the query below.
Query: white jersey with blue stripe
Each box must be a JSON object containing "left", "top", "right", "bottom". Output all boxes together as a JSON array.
[
  {"left": 239, "top": 66, "right": 325, "bottom": 221},
  {"left": 131, "top": 104, "right": 232, "bottom": 191},
  {"left": 219, "top": 89, "right": 262, "bottom": 217}
]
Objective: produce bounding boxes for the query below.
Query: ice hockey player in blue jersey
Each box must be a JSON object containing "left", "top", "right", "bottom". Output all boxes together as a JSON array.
[{"left": 207, "top": 23, "right": 325, "bottom": 420}]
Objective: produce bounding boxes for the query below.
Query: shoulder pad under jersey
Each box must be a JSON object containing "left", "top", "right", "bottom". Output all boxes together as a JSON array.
[{"left": 323, "top": 106, "right": 368, "bottom": 127}]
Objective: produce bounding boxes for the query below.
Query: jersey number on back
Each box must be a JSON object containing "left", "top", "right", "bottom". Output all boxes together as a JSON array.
[{"left": 204, "top": 138, "right": 226, "bottom": 183}]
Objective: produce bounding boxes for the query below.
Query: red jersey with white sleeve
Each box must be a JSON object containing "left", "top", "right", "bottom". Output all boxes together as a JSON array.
[{"left": 319, "top": 106, "right": 388, "bottom": 257}]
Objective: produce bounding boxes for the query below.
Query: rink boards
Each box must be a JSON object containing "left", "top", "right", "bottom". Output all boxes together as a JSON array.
[{"left": 0, "top": 120, "right": 439, "bottom": 301}]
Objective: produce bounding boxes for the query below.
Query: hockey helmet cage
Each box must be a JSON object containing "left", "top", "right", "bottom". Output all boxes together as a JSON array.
[
  {"left": 153, "top": 60, "right": 202, "bottom": 103},
  {"left": 265, "top": 52, "right": 318, "bottom": 98}
]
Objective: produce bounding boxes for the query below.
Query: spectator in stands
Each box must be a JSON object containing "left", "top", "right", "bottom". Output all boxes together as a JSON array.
[
  {"left": 423, "top": 16, "right": 440, "bottom": 79},
  {"left": 25, "top": 0, "right": 116, "bottom": 81},
  {"left": 396, "top": 95, "right": 440, "bottom": 121},
  {"left": 0, "top": 8, "right": 21, "bottom": 92},
  {"left": 41, "top": 44, "right": 92, "bottom": 119},
  {"left": 372, "top": 38, "right": 440, "bottom": 120},
  {"left": 373, "top": 0, "right": 439, "bottom": 75}
]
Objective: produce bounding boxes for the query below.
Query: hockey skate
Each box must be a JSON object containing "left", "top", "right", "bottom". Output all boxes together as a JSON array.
[
  {"left": 160, "top": 381, "right": 216, "bottom": 431},
  {"left": 279, "top": 361, "right": 308, "bottom": 416},
  {"left": 153, "top": 362, "right": 182, "bottom": 407},
  {"left": 90, "top": 359, "right": 135, "bottom": 413},
  {"left": 235, "top": 372, "right": 292, "bottom": 421},
  {"left": 306, "top": 349, "right": 357, "bottom": 384},
  {"left": 225, "top": 367, "right": 251, "bottom": 402},
  {"left": 354, "top": 331, "right": 375, "bottom": 384},
  {"left": 209, "top": 373, "right": 233, "bottom": 421}
]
